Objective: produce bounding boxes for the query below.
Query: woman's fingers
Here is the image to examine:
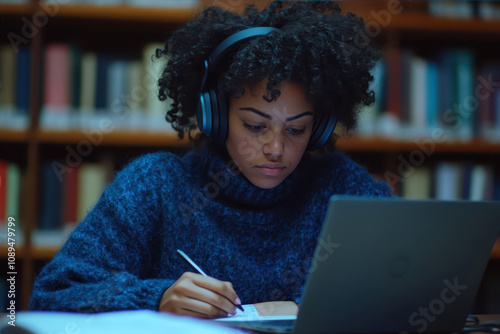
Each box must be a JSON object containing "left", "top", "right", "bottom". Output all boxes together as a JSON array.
[
  {"left": 178, "top": 297, "right": 230, "bottom": 318},
  {"left": 159, "top": 272, "right": 241, "bottom": 318},
  {"left": 187, "top": 273, "right": 240, "bottom": 312}
]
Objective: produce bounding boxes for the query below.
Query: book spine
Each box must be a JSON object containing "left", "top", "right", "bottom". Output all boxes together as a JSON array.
[
  {"left": 41, "top": 44, "right": 71, "bottom": 130},
  {"left": 0, "top": 160, "right": 7, "bottom": 226},
  {"left": 5, "top": 163, "right": 21, "bottom": 223}
]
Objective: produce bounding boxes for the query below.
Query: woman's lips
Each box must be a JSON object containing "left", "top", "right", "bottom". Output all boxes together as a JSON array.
[{"left": 256, "top": 166, "right": 286, "bottom": 176}]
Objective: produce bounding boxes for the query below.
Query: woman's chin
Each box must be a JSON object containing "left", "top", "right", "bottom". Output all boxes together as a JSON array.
[{"left": 248, "top": 176, "right": 285, "bottom": 190}]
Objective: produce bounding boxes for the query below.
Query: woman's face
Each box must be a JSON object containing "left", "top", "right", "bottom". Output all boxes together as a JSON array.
[{"left": 226, "top": 79, "right": 315, "bottom": 189}]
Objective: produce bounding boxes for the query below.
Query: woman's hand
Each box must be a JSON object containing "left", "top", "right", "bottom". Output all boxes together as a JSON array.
[{"left": 158, "top": 272, "right": 241, "bottom": 318}]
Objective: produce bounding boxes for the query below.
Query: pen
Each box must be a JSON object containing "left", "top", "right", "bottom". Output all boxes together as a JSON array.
[{"left": 176, "top": 249, "right": 244, "bottom": 312}]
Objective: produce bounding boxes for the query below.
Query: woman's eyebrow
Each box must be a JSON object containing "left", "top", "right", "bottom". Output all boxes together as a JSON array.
[{"left": 239, "top": 107, "right": 313, "bottom": 122}]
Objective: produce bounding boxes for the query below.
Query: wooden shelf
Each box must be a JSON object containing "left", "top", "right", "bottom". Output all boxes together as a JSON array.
[
  {"left": 29, "top": 130, "right": 500, "bottom": 152},
  {"left": 43, "top": 4, "right": 198, "bottom": 23},
  {"left": 388, "top": 12, "right": 500, "bottom": 34},
  {"left": 336, "top": 137, "right": 500, "bottom": 153},
  {"left": 36, "top": 129, "right": 191, "bottom": 147},
  {"left": 0, "top": 129, "right": 29, "bottom": 143},
  {"left": 0, "top": 3, "right": 34, "bottom": 16},
  {"left": 1, "top": 245, "right": 58, "bottom": 260}
]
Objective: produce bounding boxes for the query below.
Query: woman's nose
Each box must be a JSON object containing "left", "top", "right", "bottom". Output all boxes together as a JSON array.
[{"left": 262, "top": 129, "right": 285, "bottom": 159}]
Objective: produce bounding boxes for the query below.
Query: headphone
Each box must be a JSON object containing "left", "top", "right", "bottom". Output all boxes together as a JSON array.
[{"left": 196, "top": 27, "right": 338, "bottom": 151}]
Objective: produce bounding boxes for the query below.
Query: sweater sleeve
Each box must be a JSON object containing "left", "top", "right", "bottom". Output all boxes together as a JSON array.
[{"left": 30, "top": 153, "right": 176, "bottom": 312}]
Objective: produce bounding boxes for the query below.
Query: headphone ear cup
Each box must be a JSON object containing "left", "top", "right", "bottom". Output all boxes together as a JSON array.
[
  {"left": 209, "top": 88, "right": 221, "bottom": 144},
  {"left": 216, "top": 83, "right": 228, "bottom": 144},
  {"left": 196, "top": 91, "right": 213, "bottom": 137},
  {"left": 307, "top": 113, "right": 337, "bottom": 151}
]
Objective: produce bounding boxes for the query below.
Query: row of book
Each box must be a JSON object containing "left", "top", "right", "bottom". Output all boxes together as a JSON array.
[
  {"left": 357, "top": 48, "right": 500, "bottom": 142},
  {"left": 400, "top": 162, "right": 500, "bottom": 201},
  {"left": 1, "top": 157, "right": 497, "bottom": 247},
  {"left": 429, "top": 0, "right": 500, "bottom": 20},
  {"left": 3, "top": 43, "right": 500, "bottom": 142},
  {"left": 0, "top": 42, "right": 176, "bottom": 132},
  {"left": 34, "top": 157, "right": 113, "bottom": 246}
]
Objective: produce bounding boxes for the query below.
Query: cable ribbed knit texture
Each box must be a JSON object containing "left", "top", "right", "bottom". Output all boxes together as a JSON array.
[{"left": 29, "top": 144, "right": 391, "bottom": 312}]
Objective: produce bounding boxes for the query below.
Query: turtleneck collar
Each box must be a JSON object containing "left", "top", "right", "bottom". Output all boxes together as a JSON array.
[{"left": 183, "top": 143, "right": 305, "bottom": 207}]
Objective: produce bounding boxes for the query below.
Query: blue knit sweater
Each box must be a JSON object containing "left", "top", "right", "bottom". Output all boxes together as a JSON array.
[{"left": 30, "top": 143, "right": 391, "bottom": 312}]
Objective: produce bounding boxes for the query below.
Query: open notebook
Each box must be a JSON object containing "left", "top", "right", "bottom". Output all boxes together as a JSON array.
[{"left": 214, "top": 304, "right": 296, "bottom": 333}]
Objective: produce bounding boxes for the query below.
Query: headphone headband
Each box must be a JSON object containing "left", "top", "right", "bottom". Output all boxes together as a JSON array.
[
  {"left": 209, "top": 27, "right": 281, "bottom": 70},
  {"left": 200, "top": 27, "right": 280, "bottom": 91}
]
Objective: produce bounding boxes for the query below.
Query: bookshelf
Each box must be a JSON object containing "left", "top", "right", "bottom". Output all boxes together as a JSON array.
[{"left": 1, "top": 0, "right": 499, "bottom": 312}]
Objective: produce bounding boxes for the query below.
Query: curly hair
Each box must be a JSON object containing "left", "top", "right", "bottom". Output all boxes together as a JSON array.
[{"left": 156, "top": 0, "right": 381, "bottom": 150}]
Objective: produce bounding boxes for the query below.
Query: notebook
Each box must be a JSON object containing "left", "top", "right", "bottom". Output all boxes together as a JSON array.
[{"left": 214, "top": 196, "right": 500, "bottom": 334}]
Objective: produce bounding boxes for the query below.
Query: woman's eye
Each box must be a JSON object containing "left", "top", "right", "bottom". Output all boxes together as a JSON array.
[
  {"left": 288, "top": 128, "right": 305, "bottom": 135},
  {"left": 243, "top": 123, "right": 264, "bottom": 132}
]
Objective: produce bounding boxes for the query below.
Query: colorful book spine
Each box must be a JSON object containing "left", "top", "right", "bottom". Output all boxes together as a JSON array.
[
  {"left": 0, "top": 160, "right": 7, "bottom": 226},
  {"left": 0, "top": 45, "right": 17, "bottom": 127},
  {"left": 453, "top": 49, "right": 475, "bottom": 140},
  {"left": 77, "top": 163, "right": 109, "bottom": 222},
  {"left": 5, "top": 163, "right": 21, "bottom": 222},
  {"left": 41, "top": 43, "right": 71, "bottom": 130},
  {"left": 38, "top": 161, "right": 63, "bottom": 230},
  {"left": 62, "top": 166, "right": 79, "bottom": 227},
  {"left": 13, "top": 46, "right": 30, "bottom": 129},
  {"left": 79, "top": 52, "right": 98, "bottom": 129}
]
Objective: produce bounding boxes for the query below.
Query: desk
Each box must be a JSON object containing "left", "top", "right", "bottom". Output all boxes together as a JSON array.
[{"left": 1, "top": 313, "right": 499, "bottom": 333}]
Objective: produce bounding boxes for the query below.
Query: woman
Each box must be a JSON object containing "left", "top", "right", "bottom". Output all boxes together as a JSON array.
[{"left": 30, "top": 1, "right": 391, "bottom": 319}]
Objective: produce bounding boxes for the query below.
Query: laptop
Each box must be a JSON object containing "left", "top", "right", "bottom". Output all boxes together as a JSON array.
[{"left": 214, "top": 196, "right": 500, "bottom": 333}]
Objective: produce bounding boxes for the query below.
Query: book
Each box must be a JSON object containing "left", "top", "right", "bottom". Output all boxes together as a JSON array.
[
  {"left": 40, "top": 43, "right": 71, "bottom": 130},
  {"left": 77, "top": 161, "right": 111, "bottom": 222},
  {"left": 434, "top": 162, "right": 464, "bottom": 200},
  {"left": 408, "top": 53, "right": 427, "bottom": 138},
  {"left": 80, "top": 52, "right": 98, "bottom": 129},
  {"left": 0, "top": 160, "right": 7, "bottom": 227},
  {"left": 429, "top": 0, "right": 474, "bottom": 19},
  {"left": 5, "top": 163, "right": 21, "bottom": 223},
  {"left": 401, "top": 166, "right": 431, "bottom": 199},
  {"left": 384, "top": 47, "right": 402, "bottom": 122},
  {"left": 437, "top": 50, "right": 454, "bottom": 134},
  {"left": 469, "top": 165, "right": 495, "bottom": 201},
  {"left": 107, "top": 58, "right": 129, "bottom": 129},
  {"left": 477, "top": 63, "right": 500, "bottom": 140},
  {"left": 95, "top": 54, "right": 110, "bottom": 112},
  {"left": 0, "top": 45, "right": 17, "bottom": 128},
  {"left": 70, "top": 44, "right": 83, "bottom": 129},
  {"left": 38, "top": 161, "right": 63, "bottom": 230},
  {"left": 125, "top": 60, "right": 145, "bottom": 130},
  {"left": 452, "top": 49, "right": 475, "bottom": 140},
  {"left": 62, "top": 165, "right": 79, "bottom": 227},
  {"left": 426, "top": 55, "right": 440, "bottom": 132},
  {"left": 13, "top": 46, "right": 30, "bottom": 129}
]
